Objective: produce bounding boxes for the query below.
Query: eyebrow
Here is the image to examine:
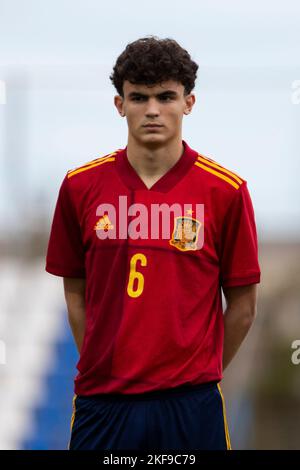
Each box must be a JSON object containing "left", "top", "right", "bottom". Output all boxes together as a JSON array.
[{"left": 128, "top": 90, "right": 178, "bottom": 98}]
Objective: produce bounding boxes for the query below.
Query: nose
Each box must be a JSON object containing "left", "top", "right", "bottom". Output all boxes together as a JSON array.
[{"left": 145, "top": 97, "right": 160, "bottom": 118}]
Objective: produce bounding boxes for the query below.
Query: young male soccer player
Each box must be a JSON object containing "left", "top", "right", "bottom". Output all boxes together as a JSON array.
[{"left": 45, "top": 36, "right": 261, "bottom": 450}]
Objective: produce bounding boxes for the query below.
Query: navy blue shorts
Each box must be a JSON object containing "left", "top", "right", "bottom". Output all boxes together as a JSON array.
[{"left": 68, "top": 381, "right": 231, "bottom": 450}]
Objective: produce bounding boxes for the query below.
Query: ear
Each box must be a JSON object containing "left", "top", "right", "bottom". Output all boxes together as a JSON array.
[
  {"left": 114, "top": 95, "right": 125, "bottom": 117},
  {"left": 183, "top": 93, "right": 196, "bottom": 115}
]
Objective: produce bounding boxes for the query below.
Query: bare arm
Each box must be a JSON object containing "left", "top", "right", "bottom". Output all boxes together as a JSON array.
[
  {"left": 222, "top": 284, "right": 258, "bottom": 371},
  {"left": 63, "top": 277, "right": 86, "bottom": 354}
]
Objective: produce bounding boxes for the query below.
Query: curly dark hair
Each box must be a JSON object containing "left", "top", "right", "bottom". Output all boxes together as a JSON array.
[{"left": 110, "top": 36, "right": 198, "bottom": 97}]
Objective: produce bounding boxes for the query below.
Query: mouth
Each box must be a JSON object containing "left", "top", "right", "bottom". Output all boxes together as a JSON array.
[{"left": 143, "top": 124, "right": 163, "bottom": 129}]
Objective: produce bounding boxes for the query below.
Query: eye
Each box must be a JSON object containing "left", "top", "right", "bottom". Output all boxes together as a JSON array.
[
  {"left": 159, "top": 95, "right": 173, "bottom": 101},
  {"left": 131, "top": 96, "right": 146, "bottom": 101}
]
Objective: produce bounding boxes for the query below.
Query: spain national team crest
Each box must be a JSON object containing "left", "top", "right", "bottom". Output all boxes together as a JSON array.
[{"left": 169, "top": 216, "right": 202, "bottom": 251}]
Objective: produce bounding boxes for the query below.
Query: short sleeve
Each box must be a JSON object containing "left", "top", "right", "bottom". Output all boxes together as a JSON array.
[
  {"left": 220, "top": 182, "right": 261, "bottom": 288},
  {"left": 45, "top": 175, "right": 86, "bottom": 278}
]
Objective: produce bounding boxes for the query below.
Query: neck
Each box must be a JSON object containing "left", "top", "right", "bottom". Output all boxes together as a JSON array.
[{"left": 126, "top": 135, "right": 184, "bottom": 180}]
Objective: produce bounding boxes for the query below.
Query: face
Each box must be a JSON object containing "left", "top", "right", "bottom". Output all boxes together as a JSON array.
[{"left": 114, "top": 80, "right": 195, "bottom": 147}]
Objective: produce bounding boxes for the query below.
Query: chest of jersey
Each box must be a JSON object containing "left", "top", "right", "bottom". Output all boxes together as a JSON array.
[{"left": 79, "top": 178, "right": 220, "bottom": 269}]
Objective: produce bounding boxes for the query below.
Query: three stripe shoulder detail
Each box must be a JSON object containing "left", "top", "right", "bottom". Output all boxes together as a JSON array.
[
  {"left": 67, "top": 150, "right": 120, "bottom": 179},
  {"left": 194, "top": 154, "right": 244, "bottom": 190}
]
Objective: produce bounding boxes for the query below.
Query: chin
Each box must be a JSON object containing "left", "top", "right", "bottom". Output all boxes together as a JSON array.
[
  {"left": 144, "top": 139, "right": 166, "bottom": 150},
  {"left": 140, "top": 133, "right": 166, "bottom": 144}
]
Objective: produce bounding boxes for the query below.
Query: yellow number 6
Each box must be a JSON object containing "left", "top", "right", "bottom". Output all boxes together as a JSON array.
[{"left": 127, "top": 253, "right": 147, "bottom": 298}]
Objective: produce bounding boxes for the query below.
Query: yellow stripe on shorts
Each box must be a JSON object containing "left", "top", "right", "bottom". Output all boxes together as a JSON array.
[
  {"left": 67, "top": 394, "right": 77, "bottom": 450},
  {"left": 217, "top": 383, "right": 232, "bottom": 450}
]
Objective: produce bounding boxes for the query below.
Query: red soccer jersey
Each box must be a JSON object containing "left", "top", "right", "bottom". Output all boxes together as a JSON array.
[{"left": 46, "top": 140, "right": 261, "bottom": 395}]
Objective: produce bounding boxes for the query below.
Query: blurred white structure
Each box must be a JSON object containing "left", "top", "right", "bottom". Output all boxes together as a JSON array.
[
  {"left": 0, "top": 259, "right": 65, "bottom": 450},
  {"left": 0, "top": 80, "right": 6, "bottom": 104}
]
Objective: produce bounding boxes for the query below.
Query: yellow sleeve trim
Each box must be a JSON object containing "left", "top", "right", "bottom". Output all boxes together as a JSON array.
[
  {"left": 197, "top": 155, "right": 243, "bottom": 185},
  {"left": 194, "top": 161, "right": 240, "bottom": 189}
]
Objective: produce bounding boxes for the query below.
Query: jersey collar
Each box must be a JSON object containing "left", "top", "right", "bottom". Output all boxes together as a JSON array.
[{"left": 115, "top": 140, "right": 198, "bottom": 193}]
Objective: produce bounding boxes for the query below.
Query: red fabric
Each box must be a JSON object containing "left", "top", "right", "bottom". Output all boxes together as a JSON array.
[{"left": 46, "top": 141, "right": 261, "bottom": 395}]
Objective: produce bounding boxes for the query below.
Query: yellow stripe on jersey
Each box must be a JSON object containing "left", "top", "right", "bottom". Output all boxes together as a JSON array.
[
  {"left": 71, "top": 151, "right": 119, "bottom": 171},
  {"left": 194, "top": 161, "right": 240, "bottom": 189},
  {"left": 67, "top": 151, "right": 118, "bottom": 175},
  {"left": 67, "top": 154, "right": 116, "bottom": 179},
  {"left": 83, "top": 149, "right": 122, "bottom": 168},
  {"left": 197, "top": 155, "right": 243, "bottom": 185},
  {"left": 217, "top": 384, "right": 232, "bottom": 450}
]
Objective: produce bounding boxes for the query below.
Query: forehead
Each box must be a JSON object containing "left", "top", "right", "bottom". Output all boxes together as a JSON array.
[{"left": 123, "top": 80, "right": 184, "bottom": 96}]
